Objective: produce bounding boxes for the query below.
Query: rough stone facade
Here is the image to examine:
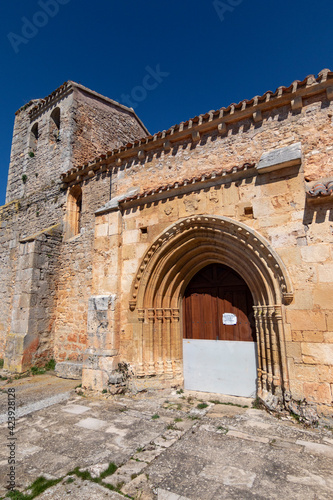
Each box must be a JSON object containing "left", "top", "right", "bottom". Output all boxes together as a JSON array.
[{"left": 1, "top": 71, "right": 333, "bottom": 421}]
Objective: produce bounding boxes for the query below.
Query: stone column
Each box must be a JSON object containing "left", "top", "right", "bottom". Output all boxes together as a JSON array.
[
  {"left": 268, "top": 306, "right": 281, "bottom": 395},
  {"left": 257, "top": 306, "right": 268, "bottom": 395},
  {"left": 172, "top": 308, "right": 182, "bottom": 377},
  {"left": 155, "top": 309, "right": 164, "bottom": 375},
  {"left": 136, "top": 309, "right": 145, "bottom": 376},
  {"left": 164, "top": 308, "right": 173, "bottom": 376},
  {"left": 263, "top": 306, "right": 273, "bottom": 392},
  {"left": 274, "top": 305, "right": 290, "bottom": 393},
  {"left": 253, "top": 306, "right": 263, "bottom": 397},
  {"left": 147, "top": 308, "right": 155, "bottom": 375}
]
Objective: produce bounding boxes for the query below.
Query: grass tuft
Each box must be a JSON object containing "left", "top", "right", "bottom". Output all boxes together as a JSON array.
[
  {"left": 100, "top": 462, "right": 117, "bottom": 479},
  {"left": 210, "top": 399, "right": 249, "bottom": 408}
]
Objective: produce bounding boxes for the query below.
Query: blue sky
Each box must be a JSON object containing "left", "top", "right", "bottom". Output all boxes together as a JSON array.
[{"left": 1, "top": 0, "right": 333, "bottom": 206}]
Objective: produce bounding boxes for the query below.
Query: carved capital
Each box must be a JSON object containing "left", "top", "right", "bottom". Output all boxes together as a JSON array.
[
  {"left": 147, "top": 308, "right": 155, "bottom": 321},
  {"left": 156, "top": 308, "right": 164, "bottom": 321},
  {"left": 138, "top": 309, "right": 145, "bottom": 322},
  {"left": 164, "top": 308, "right": 172, "bottom": 320}
]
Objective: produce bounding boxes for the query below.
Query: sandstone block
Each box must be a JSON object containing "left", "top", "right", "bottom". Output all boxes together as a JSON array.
[
  {"left": 252, "top": 197, "right": 273, "bottom": 219},
  {"left": 327, "top": 314, "right": 333, "bottom": 331},
  {"left": 317, "top": 365, "right": 333, "bottom": 383},
  {"left": 301, "top": 343, "right": 333, "bottom": 365},
  {"left": 289, "top": 289, "right": 313, "bottom": 310},
  {"left": 55, "top": 360, "right": 83, "bottom": 379},
  {"left": 301, "top": 245, "right": 330, "bottom": 263},
  {"left": 95, "top": 223, "right": 108, "bottom": 237},
  {"left": 286, "top": 310, "right": 326, "bottom": 331},
  {"left": 291, "top": 331, "right": 324, "bottom": 343},
  {"left": 318, "top": 263, "right": 333, "bottom": 283},
  {"left": 323, "top": 332, "right": 333, "bottom": 343},
  {"left": 123, "top": 230, "right": 140, "bottom": 245},
  {"left": 313, "top": 285, "right": 333, "bottom": 309},
  {"left": 294, "top": 364, "right": 317, "bottom": 382},
  {"left": 303, "top": 382, "right": 332, "bottom": 404},
  {"left": 286, "top": 341, "right": 302, "bottom": 362}
]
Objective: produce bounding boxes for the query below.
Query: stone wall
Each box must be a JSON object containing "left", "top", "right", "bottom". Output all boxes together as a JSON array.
[
  {"left": 5, "top": 93, "right": 75, "bottom": 204},
  {"left": 71, "top": 89, "right": 332, "bottom": 417},
  {"left": 72, "top": 87, "right": 148, "bottom": 167},
  {"left": 0, "top": 81, "right": 148, "bottom": 365},
  {"left": 4, "top": 226, "right": 62, "bottom": 371},
  {"left": 53, "top": 173, "right": 111, "bottom": 363}
]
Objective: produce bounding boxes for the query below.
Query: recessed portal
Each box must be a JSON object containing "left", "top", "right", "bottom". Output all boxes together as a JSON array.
[{"left": 183, "top": 263, "right": 257, "bottom": 397}]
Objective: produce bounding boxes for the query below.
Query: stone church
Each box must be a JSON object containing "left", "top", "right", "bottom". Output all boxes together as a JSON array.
[{"left": 1, "top": 70, "right": 332, "bottom": 421}]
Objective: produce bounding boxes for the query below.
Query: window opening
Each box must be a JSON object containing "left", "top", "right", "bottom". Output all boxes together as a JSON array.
[
  {"left": 29, "top": 123, "right": 38, "bottom": 152},
  {"left": 65, "top": 185, "right": 82, "bottom": 239},
  {"left": 50, "top": 107, "right": 60, "bottom": 142}
]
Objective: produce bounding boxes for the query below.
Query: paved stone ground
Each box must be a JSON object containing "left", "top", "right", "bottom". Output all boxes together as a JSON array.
[{"left": 0, "top": 374, "right": 333, "bottom": 499}]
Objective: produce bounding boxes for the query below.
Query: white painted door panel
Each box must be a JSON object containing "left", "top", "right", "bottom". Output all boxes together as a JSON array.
[{"left": 183, "top": 339, "right": 257, "bottom": 397}]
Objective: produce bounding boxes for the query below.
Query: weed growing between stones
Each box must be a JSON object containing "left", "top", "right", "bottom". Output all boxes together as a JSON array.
[
  {"left": 2, "top": 359, "right": 57, "bottom": 383},
  {"left": 5, "top": 476, "right": 62, "bottom": 499},
  {"left": 30, "top": 359, "right": 56, "bottom": 376},
  {"left": 151, "top": 414, "right": 160, "bottom": 419},
  {"left": 252, "top": 397, "right": 264, "bottom": 409},
  {"left": 197, "top": 402, "right": 208, "bottom": 409},
  {"left": 166, "top": 423, "right": 178, "bottom": 430},
  {"left": 217, "top": 426, "right": 229, "bottom": 434},
  {"left": 99, "top": 463, "right": 117, "bottom": 479},
  {"left": 0, "top": 461, "right": 128, "bottom": 500},
  {"left": 209, "top": 399, "right": 249, "bottom": 408},
  {"left": 0, "top": 359, "right": 4, "bottom": 369}
]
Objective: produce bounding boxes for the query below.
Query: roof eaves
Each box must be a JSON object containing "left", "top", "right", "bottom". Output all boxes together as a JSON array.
[{"left": 61, "top": 68, "right": 333, "bottom": 185}]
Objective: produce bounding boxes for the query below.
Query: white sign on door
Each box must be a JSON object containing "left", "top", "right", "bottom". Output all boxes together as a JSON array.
[{"left": 223, "top": 313, "right": 237, "bottom": 325}]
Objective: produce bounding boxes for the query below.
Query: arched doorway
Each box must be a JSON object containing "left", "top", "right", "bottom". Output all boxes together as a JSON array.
[
  {"left": 129, "top": 215, "right": 293, "bottom": 405},
  {"left": 182, "top": 263, "right": 257, "bottom": 396}
]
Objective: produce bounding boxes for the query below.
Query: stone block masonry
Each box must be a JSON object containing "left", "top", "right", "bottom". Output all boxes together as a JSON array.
[
  {"left": 0, "top": 81, "right": 147, "bottom": 363},
  {"left": 4, "top": 226, "right": 62, "bottom": 371}
]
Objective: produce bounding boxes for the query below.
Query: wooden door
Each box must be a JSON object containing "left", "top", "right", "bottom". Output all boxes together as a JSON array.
[{"left": 183, "top": 264, "right": 255, "bottom": 342}]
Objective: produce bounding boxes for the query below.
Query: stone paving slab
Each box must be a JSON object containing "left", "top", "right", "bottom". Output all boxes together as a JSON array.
[{"left": 0, "top": 377, "right": 333, "bottom": 499}]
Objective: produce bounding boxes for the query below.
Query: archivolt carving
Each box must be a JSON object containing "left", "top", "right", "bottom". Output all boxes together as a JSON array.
[
  {"left": 129, "top": 215, "right": 292, "bottom": 401},
  {"left": 129, "top": 215, "right": 293, "bottom": 311}
]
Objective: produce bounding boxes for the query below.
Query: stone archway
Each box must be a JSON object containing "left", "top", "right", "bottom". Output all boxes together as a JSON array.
[{"left": 129, "top": 215, "right": 293, "bottom": 404}]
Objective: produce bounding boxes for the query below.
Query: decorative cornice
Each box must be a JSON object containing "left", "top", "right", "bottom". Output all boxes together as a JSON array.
[
  {"left": 60, "top": 69, "right": 333, "bottom": 186},
  {"left": 306, "top": 179, "right": 333, "bottom": 204},
  {"left": 307, "top": 179, "right": 333, "bottom": 197},
  {"left": 95, "top": 162, "right": 256, "bottom": 215}
]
